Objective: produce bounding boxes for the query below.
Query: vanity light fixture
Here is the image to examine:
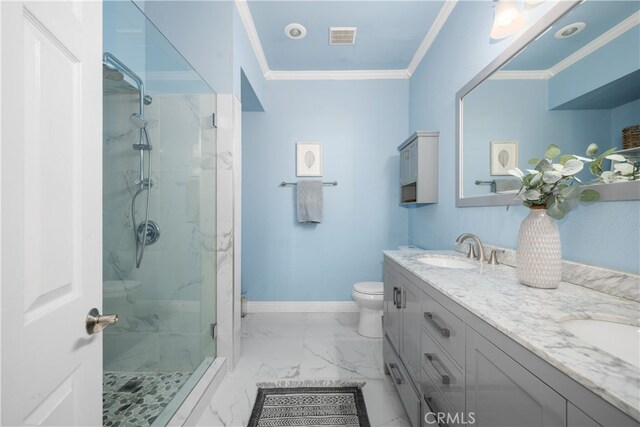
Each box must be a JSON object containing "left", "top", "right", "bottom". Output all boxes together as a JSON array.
[
  {"left": 284, "top": 23, "right": 307, "bottom": 40},
  {"left": 490, "top": 0, "right": 524, "bottom": 40},
  {"left": 554, "top": 22, "right": 586, "bottom": 39}
]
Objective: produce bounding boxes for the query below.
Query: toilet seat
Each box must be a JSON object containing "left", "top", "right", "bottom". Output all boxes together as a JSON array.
[{"left": 353, "top": 281, "right": 383, "bottom": 295}]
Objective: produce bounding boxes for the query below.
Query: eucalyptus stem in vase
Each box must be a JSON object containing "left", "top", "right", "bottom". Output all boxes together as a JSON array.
[{"left": 507, "top": 144, "right": 600, "bottom": 289}]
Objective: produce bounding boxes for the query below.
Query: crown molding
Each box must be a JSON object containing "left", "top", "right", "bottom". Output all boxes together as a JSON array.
[
  {"left": 407, "top": 0, "right": 458, "bottom": 77},
  {"left": 236, "top": 0, "right": 455, "bottom": 81},
  {"left": 548, "top": 10, "right": 639, "bottom": 77},
  {"left": 267, "top": 69, "right": 410, "bottom": 81},
  {"left": 234, "top": 0, "right": 270, "bottom": 77},
  {"left": 490, "top": 70, "right": 551, "bottom": 80},
  {"left": 488, "top": 11, "right": 639, "bottom": 81}
]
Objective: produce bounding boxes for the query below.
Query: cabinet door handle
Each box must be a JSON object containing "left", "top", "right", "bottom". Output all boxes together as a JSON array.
[
  {"left": 388, "top": 363, "right": 405, "bottom": 385},
  {"left": 425, "top": 353, "right": 451, "bottom": 385},
  {"left": 402, "top": 289, "right": 407, "bottom": 309},
  {"left": 393, "top": 287, "right": 399, "bottom": 307},
  {"left": 424, "top": 396, "right": 449, "bottom": 427},
  {"left": 424, "top": 312, "right": 450, "bottom": 337},
  {"left": 394, "top": 288, "right": 402, "bottom": 309}
]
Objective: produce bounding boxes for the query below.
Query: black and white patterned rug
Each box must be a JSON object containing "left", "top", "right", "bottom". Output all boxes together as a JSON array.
[{"left": 248, "top": 386, "right": 371, "bottom": 427}]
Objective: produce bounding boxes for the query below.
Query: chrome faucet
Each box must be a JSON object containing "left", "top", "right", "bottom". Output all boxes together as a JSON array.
[{"left": 455, "top": 233, "right": 486, "bottom": 262}]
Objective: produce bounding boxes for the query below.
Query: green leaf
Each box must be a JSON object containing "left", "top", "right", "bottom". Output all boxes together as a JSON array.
[
  {"left": 579, "top": 189, "right": 600, "bottom": 202},
  {"left": 535, "top": 158, "right": 553, "bottom": 172},
  {"left": 542, "top": 171, "right": 562, "bottom": 184},
  {"left": 561, "top": 159, "right": 584, "bottom": 176},
  {"left": 560, "top": 185, "right": 581, "bottom": 199},
  {"left": 586, "top": 143, "right": 598, "bottom": 157},
  {"left": 558, "top": 155, "right": 574, "bottom": 165},
  {"left": 528, "top": 157, "right": 541, "bottom": 166},
  {"left": 530, "top": 173, "right": 542, "bottom": 187},
  {"left": 606, "top": 154, "right": 626, "bottom": 162},
  {"left": 545, "top": 144, "right": 561, "bottom": 160},
  {"left": 547, "top": 202, "right": 567, "bottom": 220},
  {"left": 524, "top": 189, "right": 541, "bottom": 201}
]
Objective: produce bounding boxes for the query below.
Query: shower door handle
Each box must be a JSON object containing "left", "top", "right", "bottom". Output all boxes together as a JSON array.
[{"left": 85, "top": 308, "right": 118, "bottom": 335}]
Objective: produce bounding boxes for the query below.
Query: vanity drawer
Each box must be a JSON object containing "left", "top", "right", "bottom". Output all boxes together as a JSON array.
[
  {"left": 421, "top": 293, "right": 465, "bottom": 367},
  {"left": 384, "top": 333, "right": 421, "bottom": 427},
  {"left": 421, "top": 372, "right": 462, "bottom": 427},
  {"left": 421, "top": 329, "right": 465, "bottom": 412}
]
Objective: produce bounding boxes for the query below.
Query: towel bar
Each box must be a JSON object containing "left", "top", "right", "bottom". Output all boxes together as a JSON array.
[{"left": 280, "top": 181, "right": 338, "bottom": 187}]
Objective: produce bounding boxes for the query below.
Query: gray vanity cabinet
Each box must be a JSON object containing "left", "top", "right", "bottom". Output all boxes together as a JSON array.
[
  {"left": 384, "top": 264, "right": 401, "bottom": 352},
  {"left": 466, "top": 327, "right": 566, "bottom": 427},
  {"left": 400, "top": 274, "right": 422, "bottom": 385}
]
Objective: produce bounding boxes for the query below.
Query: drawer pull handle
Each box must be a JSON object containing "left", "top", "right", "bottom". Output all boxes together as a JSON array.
[
  {"left": 424, "top": 312, "right": 451, "bottom": 337},
  {"left": 388, "top": 363, "right": 405, "bottom": 385},
  {"left": 425, "top": 353, "right": 451, "bottom": 385},
  {"left": 424, "top": 396, "right": 450, "bottom": 427}
]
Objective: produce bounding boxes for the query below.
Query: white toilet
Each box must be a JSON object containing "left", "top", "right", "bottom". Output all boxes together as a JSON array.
[{"left": 352, "top": 281, "right": 384, "bottom": 338}]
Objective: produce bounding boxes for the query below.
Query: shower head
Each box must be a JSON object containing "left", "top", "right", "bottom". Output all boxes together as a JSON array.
[{"left": 130, "top": 113, "right": 147, "bottom": 129}]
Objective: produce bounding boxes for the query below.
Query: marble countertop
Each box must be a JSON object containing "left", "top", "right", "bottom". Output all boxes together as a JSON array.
[{"left": 383, "top": 249, "right": 640, "bottom": 421}]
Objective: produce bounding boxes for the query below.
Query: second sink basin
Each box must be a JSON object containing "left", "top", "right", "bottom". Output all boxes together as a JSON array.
[
  {"left": 417, "top": 256, "right": 476, "bottom": 269},
  {"left": 563, "top": 319, "right": 640, "bottom": 368}
]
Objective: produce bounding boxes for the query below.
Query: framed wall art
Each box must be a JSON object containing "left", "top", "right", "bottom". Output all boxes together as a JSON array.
[
  {"left": 490, "top": 141, "right": 518, "bottom": 175},
  {"left": 296, "top": 142, "right": 323, "bottom": 177}
]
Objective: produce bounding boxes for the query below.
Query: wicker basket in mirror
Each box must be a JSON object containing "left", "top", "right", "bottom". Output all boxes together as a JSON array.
[{"left": 622, "top": 125, "right": 640, "bottom": 149}]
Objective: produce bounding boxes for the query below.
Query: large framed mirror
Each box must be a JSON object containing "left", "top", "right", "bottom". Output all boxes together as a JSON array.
[{"left": 456, "top": 0, "right": 640, "bottom": 207}]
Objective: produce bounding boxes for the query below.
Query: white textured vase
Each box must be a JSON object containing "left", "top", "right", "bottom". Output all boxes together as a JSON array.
[{"left": 516, "top": 207, "right": 562, "bottom": 289}]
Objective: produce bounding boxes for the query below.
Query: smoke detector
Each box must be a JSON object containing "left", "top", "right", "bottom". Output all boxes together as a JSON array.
[
  {"left": 330, "top": 27, "right": 357, "bottom": 45},
  {"left": 554, "top": 22, "right": 586, "bottom": 39},
  {"left": 285, "top": 23, "right": 307, "bottom": 40}
]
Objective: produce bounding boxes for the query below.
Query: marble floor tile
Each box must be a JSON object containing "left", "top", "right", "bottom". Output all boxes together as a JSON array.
[{"left": 196, "top": 313, "right": 409, "bottom": 427}]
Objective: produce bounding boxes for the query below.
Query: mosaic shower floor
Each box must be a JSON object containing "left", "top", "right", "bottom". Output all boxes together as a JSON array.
[{"left": 103, "top": 371, "right": 192, "bottom": 426}]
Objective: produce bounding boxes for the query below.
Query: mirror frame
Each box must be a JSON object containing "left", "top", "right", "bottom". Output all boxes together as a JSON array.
[{"left": 456, "top": 0, "right": 640, "bottom": 207}]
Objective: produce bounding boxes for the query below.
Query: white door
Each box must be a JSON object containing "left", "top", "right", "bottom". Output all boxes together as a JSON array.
[{"left": 1, "top": 1, "right": 103, "bottom": 425}]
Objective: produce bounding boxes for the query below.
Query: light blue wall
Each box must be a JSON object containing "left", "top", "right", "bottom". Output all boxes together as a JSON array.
[
  {"left": 138, "top": 0, "right": 234, "bottom": 94},
  {"left": 611, "top": 99, "right": 640, "bottom": 148},
  {"left": 408, "top": 1, "right": 640, "bottom": 274},
  {"left": 242, "top": 80, "right": 409, "bottom": 301},
  {"left": 463, "top": 79, "right": 609, "bottom": 197},
  {"left": 138, "top": 0, "right": 266, "bottom": 108}
]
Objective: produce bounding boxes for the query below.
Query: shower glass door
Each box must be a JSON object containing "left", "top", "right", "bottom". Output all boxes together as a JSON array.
[{"left": 102, "top": 2, "right": 216, "bottom": 425}]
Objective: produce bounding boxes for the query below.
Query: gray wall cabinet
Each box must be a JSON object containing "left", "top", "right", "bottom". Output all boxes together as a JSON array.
[
  {"left": 383, "top": 256, "right": 638, "bottom": 427},
  {"left": 398, "top": 132, "right": 439, "bottom": 204}
]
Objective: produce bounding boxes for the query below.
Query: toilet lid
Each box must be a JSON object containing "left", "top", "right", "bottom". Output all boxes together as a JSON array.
[{"left": 353, "top": 281, "right": 383, "bottom": 295}]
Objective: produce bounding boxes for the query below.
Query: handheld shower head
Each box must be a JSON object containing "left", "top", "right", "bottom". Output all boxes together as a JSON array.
[{"left": 130, "top": 113, "right": 147, "bottom": 129}]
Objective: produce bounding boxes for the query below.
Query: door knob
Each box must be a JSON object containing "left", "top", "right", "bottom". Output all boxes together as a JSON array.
[{"left": 85, "top": 308, "right": 118, "bottom": 335}]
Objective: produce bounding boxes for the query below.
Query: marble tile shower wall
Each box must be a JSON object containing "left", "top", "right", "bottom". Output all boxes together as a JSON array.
[{"left": 103, "top": 92, "right": 216, "bottom": 373}]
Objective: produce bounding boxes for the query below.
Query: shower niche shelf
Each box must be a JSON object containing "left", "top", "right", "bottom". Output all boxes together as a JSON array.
[{"left": 398, "top": 131, "right": 439, "bottom": 205}]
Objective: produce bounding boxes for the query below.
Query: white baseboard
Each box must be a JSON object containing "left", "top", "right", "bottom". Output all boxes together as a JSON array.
[{"left": 246, "top": 301, "right": 359, "bottom": 313}]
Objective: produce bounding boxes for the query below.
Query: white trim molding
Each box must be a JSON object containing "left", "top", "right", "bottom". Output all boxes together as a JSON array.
[
  {"left": 234, "top": 0, "right": 456, "bottom": 81},
  {"left": 407, "top": 0, "right": 458, "bottom": 77},
  {"left": 267, "top": 69, "right": 410, "bottom": 81},
  {"left": 489, "top": 11, "right": 640, "bottom": 80},
  {"left": 548, "top": 10, "right": 640, "bottom": 77},
  {"left": 246, "top": 301, "right": 359, "bottom": 313},
  {"left": 234, "top": 0, "right": 270, "bottom": 77},
  {"left": 490, "top": 70, "right": 551, "bottom": 80}
]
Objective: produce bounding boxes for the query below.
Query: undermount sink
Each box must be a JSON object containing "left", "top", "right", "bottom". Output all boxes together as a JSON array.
[
  {"left": 417, "top": 256, "right": 476, "bottom": 269},
  {"left": 563, "top": 319, "right": 640, "bottom": 368}
]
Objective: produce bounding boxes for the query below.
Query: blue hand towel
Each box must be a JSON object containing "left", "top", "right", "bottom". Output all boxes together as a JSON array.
[{"left": 297, "top": 180, "right": 323, "bottom": 223}]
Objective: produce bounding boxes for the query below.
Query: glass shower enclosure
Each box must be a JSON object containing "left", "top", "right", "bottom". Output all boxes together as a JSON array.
[{"left": 102, "top": 2, "right": 216, "bottom": 425}]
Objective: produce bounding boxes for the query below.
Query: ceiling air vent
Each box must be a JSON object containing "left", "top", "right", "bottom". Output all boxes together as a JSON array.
[{"left": 329, "top": 27, "right": 357, "bottom": 45}]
